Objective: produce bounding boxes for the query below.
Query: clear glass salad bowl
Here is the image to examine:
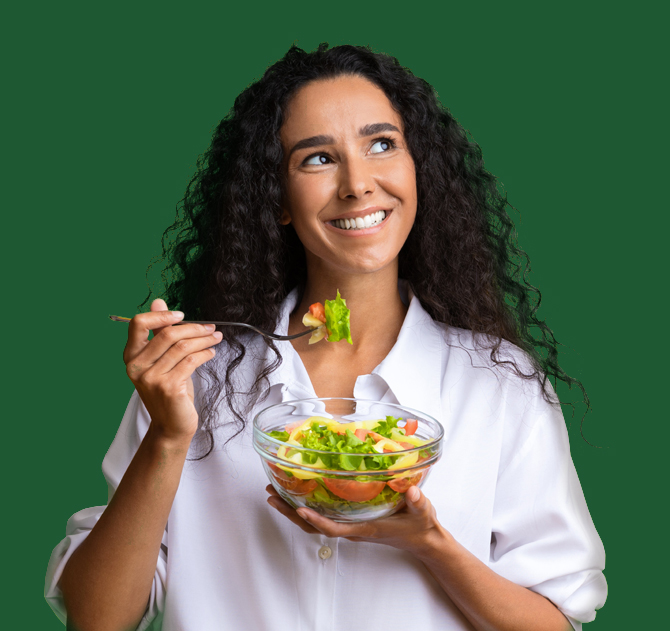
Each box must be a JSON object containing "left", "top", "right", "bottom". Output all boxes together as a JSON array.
[{"left": 253, "top": 398, "right": 444, "bottom": 522}]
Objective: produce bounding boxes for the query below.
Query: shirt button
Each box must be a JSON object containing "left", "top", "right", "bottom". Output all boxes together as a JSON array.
[{"left": 318, "top": 545, "right": 332, "bottom": 560}]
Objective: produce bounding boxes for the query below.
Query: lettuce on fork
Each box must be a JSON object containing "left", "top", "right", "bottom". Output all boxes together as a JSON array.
[{"left": 302, "top": 290, "right": 352, "bottom": 344}]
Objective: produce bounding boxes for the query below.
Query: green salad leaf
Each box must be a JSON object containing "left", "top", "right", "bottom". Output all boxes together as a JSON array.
[
  {"left": 324, "top": 290, "right": 352, "bottom": 344},
  {"left": 305, "top": 480, "right": 404, "bottom": 513},
  {"left": 269, "top": 416, "right": 419, "bottom": 474},
  {"left": 268, "top": 430, "right": 290, "bottom": 442}
]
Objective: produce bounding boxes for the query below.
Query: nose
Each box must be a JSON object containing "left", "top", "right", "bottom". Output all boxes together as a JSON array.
[{"left": 337, "top": 154, "right": 376, "bottom": 200}]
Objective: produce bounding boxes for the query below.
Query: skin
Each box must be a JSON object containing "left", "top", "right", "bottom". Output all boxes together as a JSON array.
[{"left": 270, "top": 76, "right": 573, "bottom": 631}]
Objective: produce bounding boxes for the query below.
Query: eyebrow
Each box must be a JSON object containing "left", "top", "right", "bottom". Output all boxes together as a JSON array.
[{"left": 287, "top": 122, "right": 401, "bottom": 158}]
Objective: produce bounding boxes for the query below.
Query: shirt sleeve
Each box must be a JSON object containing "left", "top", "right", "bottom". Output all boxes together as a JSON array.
[
  {"left": 489, "top": 386, "right": 607, "bottom": 630},
  {"left": 44, "top": 390, "right": 167, "bottom": 631}
]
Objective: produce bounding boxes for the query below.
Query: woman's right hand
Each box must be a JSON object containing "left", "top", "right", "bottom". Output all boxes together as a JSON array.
[{"left": 123, "top": 298, "right": 222, "bottom": 442}]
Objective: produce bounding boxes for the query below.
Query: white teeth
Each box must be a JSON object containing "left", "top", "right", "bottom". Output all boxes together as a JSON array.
[{"left": 332, "top": 210, "right": 388, "bottom": 230}]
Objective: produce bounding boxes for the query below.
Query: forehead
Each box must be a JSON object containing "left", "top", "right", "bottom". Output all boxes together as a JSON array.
[{"left": 280, "top": 75, "right": 403, "bottom": 142}]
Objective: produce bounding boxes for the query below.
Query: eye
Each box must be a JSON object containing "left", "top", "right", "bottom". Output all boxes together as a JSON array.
[
  {"left": 303, "top": 154, "right": 331, "bottom": 166},
  {"left": 370, "top": 139, "right": 393, "bottom": 154}
]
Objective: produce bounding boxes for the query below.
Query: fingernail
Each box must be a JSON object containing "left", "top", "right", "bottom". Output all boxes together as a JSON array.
[
  {"left": 172, "top": 311, "right": 184, "bottom": 319},
  {"left": 407, "top": 487, "right": 420, "bottom": 502},
  {"left": 297, "top": 509, "right": 311, "bottom": 521}
]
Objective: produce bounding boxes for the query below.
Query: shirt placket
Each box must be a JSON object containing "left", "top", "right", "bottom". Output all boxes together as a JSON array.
[{"left": 312, "top": 534, "right": 339, "bottom": 631}]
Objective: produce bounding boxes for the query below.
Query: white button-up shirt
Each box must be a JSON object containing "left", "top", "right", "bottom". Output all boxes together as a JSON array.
[{"left": 45, "top": 283, "right": 607, "bottom": 630}]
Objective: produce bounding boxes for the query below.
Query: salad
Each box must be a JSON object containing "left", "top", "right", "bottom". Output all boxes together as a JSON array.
[
  {"left": 265, "top": 415, "right": 435, "bottom": 518},
  {"left": 302, "top": 290, "right": 352, "bottom": 344}
]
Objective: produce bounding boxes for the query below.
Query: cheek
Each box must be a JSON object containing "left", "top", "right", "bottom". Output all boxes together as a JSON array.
[
  {"left": 286, "top": 175, "right": 333, "bottom": 221},
  {"left": 382, "top": 159, "right": 417, "bottom": 205}
]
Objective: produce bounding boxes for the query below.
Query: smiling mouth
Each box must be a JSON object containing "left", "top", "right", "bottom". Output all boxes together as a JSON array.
[{"left": 328, "top": 210, "right": 388, "bottom": 231}]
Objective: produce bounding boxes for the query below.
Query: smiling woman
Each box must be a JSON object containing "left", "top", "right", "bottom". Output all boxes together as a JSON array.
[{"left": 45, "top": 43, "right": 606, "bottom": 631}]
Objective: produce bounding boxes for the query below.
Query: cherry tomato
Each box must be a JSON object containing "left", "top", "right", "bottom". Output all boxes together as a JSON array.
[
  {"left": 403, "top": 419, "right": 418, "bottom": 436},
  {"left": 268, "top": 463, "right": 318, "bottom": 495},
  {"left": 309, "top": 302, "right": 326, "bottom": 323},
  {"left": 322, "top": 477, "right": 386, "bottom": 502}
]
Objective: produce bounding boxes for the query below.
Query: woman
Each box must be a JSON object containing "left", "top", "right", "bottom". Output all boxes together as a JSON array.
[{"left": 45, "top": 44, "right": 606, "bottom": 631}]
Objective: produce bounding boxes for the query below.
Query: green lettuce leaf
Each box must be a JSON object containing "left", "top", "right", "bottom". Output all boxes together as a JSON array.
[{"left": 324, "top": 290, "right": 352, "bottom": 344}]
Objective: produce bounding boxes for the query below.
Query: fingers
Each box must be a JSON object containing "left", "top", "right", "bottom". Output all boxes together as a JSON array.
[
  {"left": 143, "top": 325, "right": 222, "bottom": 375},
  {"left": 265, "top": 486, "right": 321, "bottom": 535},
  {"left": 295, "top": 508, "right": 376, "bottom": 540},
  {"left": 124, "top": 307, "right": 185, "bottom": 365}
]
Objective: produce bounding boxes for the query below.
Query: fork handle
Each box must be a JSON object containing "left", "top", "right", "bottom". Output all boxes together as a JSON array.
[{"left": 108, "top": 315, "right": 319, "bottom": 341}]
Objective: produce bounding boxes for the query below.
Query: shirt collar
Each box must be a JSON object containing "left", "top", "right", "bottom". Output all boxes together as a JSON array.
[{"left": 266, "top": 281, "right": 445, "bottom": 426}]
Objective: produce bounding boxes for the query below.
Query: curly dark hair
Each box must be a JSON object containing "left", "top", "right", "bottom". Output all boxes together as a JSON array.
[{"left": 139, "top": 42, "right": 592, "bottom": 459}]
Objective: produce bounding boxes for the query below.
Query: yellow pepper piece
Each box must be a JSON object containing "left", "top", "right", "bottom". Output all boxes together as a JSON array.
[
  {"left": 372, "top": 438, "right": 404, "bottom": 453},
  {"left": 387, "top": 451, "right": 420, "bottom": 470},
  {"left": 302, "top": 312, "right": 325, "bottom": 329}
]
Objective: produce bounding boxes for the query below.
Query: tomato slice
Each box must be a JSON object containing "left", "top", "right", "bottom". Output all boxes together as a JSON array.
[
  {"left": 354, "top": 429, "right": 385, "bottom": 443},
  {"left": 268, "top": 463, "right": 318, "bottom": 495},
  {"left": 322, "top": 477, "right": 386, "bottom": 502},
  {"left": 386, "top": 469, "right": 427, "bottom": 493},
  {"left": 403, "top": 419, "right": 418, "bottom": 436},
  {"left": 309, "top": 302, "right": 326, "bottom": 323},
  {"left": 354, "top": 428, "right": 368, "bottom": 441}
]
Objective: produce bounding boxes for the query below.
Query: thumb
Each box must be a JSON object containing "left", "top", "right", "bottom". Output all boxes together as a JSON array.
[{"left": 406, "top": 486, "right": 426, "bottom": 512}]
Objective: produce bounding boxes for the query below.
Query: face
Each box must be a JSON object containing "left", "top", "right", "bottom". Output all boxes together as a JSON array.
[{"left": 279, "top": 75, "right": 417, "bottom": 276}]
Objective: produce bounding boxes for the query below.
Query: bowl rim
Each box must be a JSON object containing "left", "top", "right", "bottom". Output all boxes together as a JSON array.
[{"left": 252, "top": 396, "right": 445, "bottom": 458}]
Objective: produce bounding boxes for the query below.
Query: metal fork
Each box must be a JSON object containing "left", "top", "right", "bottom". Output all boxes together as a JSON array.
[{"left": 108, "top": 315, "right": 322, "bottom": 341}]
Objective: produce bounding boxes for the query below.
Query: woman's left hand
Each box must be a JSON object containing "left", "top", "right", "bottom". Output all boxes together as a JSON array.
[{"left": 265, "top": 484, "right": 447, "bottom": 556}]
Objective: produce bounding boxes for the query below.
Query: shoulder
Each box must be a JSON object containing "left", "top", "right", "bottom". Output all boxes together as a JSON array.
[
  {"left": 433, "top": 322, "right": 560, "bottom": 421},
  {"left": 435, "top": 323, "right": 539, "bottom": 384}
]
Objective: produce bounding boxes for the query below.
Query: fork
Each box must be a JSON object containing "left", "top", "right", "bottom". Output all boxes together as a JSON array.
[{"left": 108, "top": 315, "right": 322, "bottom": 341}]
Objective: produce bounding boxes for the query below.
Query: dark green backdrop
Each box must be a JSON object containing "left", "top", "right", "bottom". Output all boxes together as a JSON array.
[{"left": 6, "top": 1, "right": 666, "bottom": 629}]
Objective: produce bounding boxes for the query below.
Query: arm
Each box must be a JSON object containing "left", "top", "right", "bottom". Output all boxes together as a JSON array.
[
  {"left": 267, "top": 485, "right": 572, "bottom": 631},
  {"left": 57, "top": 301, "right": 221, "bottom": 631},
  {"left": 60, "top": 428, "right": 191, "bottom": 631},
  {"left": 412, "top": 498, "right": 573, "bottom": 631}
]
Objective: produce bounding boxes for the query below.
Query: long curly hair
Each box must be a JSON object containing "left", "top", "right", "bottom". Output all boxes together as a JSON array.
[{"left": 139, "top": 42, "right": 592, "bottom": 459}]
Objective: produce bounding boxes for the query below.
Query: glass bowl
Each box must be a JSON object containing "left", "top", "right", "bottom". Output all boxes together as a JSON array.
[{"left": 253, "top": 398, "right": 444, "bottom": 522}]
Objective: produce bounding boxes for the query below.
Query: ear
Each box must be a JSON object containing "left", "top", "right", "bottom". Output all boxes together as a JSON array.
[{"left": 279, "top": 208, "right": 292, "bottom": 225}]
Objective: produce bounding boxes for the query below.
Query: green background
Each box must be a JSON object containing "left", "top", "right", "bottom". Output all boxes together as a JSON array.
[{"left": 5, "top": 1, "right": 666, "bottom": 628}]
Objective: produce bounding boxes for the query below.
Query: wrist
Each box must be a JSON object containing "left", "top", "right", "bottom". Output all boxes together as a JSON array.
[
  {"left": 412, "top": 520, "right": 459, "bottom": 562},
  {"left": 145, "top": 423, "right": 196, "bottom": 453}
]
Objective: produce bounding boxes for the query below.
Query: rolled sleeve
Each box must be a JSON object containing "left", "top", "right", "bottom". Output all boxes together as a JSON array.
[
  {"left": 489, "top": 403, "right": 607, "bottom": 627},
  {"left": 44, "top": 390, "right": 167, "bottom": 630}
]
